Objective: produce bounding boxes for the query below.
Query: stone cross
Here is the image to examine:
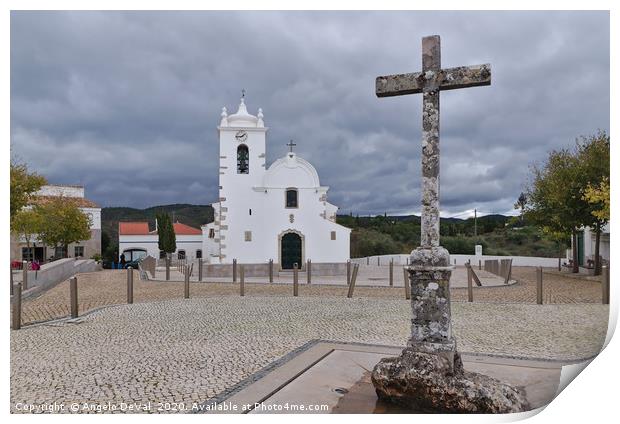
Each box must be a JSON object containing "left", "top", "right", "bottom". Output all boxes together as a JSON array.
[
  {"left": 287, "top": 140, "right": 297, "bottom": 152},
  {"left": 376, "top": 35, "right": 491, "bottom": 248},
  {"left": 375, "top": 35, "right": 491, "bottom": 366}
]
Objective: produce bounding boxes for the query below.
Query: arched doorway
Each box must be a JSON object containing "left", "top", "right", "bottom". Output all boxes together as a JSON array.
[{"left": 280, "top": 232, "right": 303, "bottom": 270}]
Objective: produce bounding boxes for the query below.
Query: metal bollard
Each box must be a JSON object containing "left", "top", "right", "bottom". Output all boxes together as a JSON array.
[
  {"left": 479, "top": 259, "right": 482, "bottom": 270},
  {"left": 269, "top": 259, "right": 274, "bottom": 283},
  {"left": 347, "top": 264, "right": 359, "bottom": 298},
  {"left": 389, "top": 259, "right": 394, "bottom": 287},
  {"left": 10, "top": 267, "right": 14, "bottom": 296},
  {"left": 233, "top": 259, "right": 237, "bottom": 283},
  {"left": 403, "top": 267, "right": 411, "bottom": 300},
  {"left": 602, "top": 265, "right": 610, "bottom": 305},
  {"left": 240, "top": 265, "right": 245, "bottom": 297},
  {"left": 184, "top": 266, "right": 190, "bottom": 299},
  {"left": 70, "top": 276, "right": 79, "bottom": 318},
  {"left": 558, "top": 257, "right": 562, "bottom": 272},
  {"left": 307, "top": 259, "right": 312, "bottom": 284},
  {"left": 12, "top": 282, "right": 22, "bottom": 330},
  {"left": 198, "top": 258, "right": 203, "bottom": 282},
  {"left": 293, "top": 263, "right": 299, "bottom": 297},
  {"left": 166, "top": 257, "right": 170, "bottom": 281},
  {"left": 467, "top": 265, "right": 473, "bottom": 303},
  {"left": 536, "top": 267, "right": 543, "bottom": 305},
  {"left": 377, "top": 257, "right": 380, "bottom": 266},
  {"left": 127, "top": 267, "right": 134, "bottom": 304},
  {"left": 22, "top": 261, "right": 28, "bottom": 291},
  {"left": 346, "top": 260, "right": 351, "bottom": 286}
]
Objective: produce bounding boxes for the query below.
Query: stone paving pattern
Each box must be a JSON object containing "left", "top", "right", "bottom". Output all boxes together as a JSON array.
[
  {"left": 18, "top": 267, "right": 605, "bottom": 325},
  {"left": 11, "top": 296, "right": 608, "bottom": 413}
]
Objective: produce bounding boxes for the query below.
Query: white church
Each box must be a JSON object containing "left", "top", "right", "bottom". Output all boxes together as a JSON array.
[
  {"left": 202, "top": 96, "right": 351, "bottom": 268},
  {"left": 119, "top": 96, "right": 350, "bottom": 269}
]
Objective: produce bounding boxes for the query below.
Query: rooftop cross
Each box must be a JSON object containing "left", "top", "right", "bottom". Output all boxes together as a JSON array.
[
  {"left": 376, "top": 35, "right": 491, "bottom": 248},
  {"left": 287, "top": 140, "right": 297, "bottom": 153}
]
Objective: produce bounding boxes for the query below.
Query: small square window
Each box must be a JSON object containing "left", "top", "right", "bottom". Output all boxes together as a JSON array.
[
  {"left": 331, "top": 231, "right": 336, "bottom": 240},
  {"left": 74, "top": 246, "right": 84, "bottom": 257},
  {"left": 245, "top": 231, "right": 252, "bottom": 242}
]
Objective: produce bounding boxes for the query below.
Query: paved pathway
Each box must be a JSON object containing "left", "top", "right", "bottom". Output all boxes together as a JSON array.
[{"left": 11, "top": 296, "right": 608, "bottom": 413}]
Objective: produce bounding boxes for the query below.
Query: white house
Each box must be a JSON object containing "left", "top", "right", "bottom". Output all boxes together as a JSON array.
[
  {"left": 204, "top": 96, "right": 350, "bottom": 268},
  {"left": 10, "top": 184, "right": 102, "bottom": 262},
  {"left": 568, "top": 223, "right": 610, "bottom": 268},
  {"left": 118, "top": 221, "right": 203, "bottom": 262}
]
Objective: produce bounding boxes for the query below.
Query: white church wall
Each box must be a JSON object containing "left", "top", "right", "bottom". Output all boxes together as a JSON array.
[{"left": 202, "top": 223, "right": 220, "bottom": 262}]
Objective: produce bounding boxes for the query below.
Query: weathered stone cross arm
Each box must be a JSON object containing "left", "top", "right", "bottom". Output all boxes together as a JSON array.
[{"left": 375, "top": 64, "right": 491, "bottom": 97}]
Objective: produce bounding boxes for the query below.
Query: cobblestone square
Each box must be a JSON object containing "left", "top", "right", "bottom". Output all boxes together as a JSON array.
[{"left": 10, "top": 269, "right": 609, "bottom": 413}]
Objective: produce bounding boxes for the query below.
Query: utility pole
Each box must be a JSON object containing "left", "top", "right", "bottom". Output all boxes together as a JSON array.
[{"left": 474, "top": 209, "right": 477, "bottom": 237}]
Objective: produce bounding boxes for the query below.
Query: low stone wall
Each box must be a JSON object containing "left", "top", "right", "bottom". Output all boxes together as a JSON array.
[
  {"left": 352, "top": 254, "right": 561, "bottom": 268},
  {"left": 19, "top": 258, "right": 99, "bottom": 296},
  {"left": 203, "top": 262, "right": 348, "bottom": 277}
]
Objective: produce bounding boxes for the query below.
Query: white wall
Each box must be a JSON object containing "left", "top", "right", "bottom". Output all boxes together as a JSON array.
[
  {"left": 353, "top": 253, "right": 562, "bottom": 267},
  {"left": 201, "top": 223, "right": 219, "bottom": 262},
  {"left": 81, "top": 207, "right": 101, "bottom": 230},
  {"left": 37, "top": 185, "right": 85, "bottom": 198},
  {"left": 119, "top": 234, "right": 204, "bottom": 260}
]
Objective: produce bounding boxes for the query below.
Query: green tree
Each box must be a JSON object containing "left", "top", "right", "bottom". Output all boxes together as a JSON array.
[
  {"left": 576, "top": 131, "right": 610, "bottom": 274},
  {"left": 584, "top": 177, "right": 610, "bottom": 222},
  {"left": 526, "top": 148, "right": 583, "bottom": 272},
  {"left": 514, "top": 192, "right": 528, "bottom": 225},
  {"left": 36, "top": 197, "right": 91, "bottom": 258},
  {"left": 157, "top": 213, "right": 176, "bottom": 255},
  {"left": 11, "top": 208, "right": 43, "bottom": 261},
  {"left": 526, "top": 131, "right": 610, "bottom": 273},
  {"left": 10, "top": 162, "right": 46, "bottom": 221}
]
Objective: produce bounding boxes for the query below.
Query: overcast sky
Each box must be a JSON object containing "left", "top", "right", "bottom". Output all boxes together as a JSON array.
[{"left": 11, "top": 11, "right": 609, "bottom": 217}]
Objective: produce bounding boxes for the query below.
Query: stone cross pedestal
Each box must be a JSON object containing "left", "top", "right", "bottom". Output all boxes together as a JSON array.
[{"left": 371, "top": 35, "right": 529, "bottom": 413}]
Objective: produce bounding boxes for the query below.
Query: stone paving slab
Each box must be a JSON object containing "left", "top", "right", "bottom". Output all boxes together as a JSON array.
[{"left": 10, "top": 296, "right": 608, "bottom": 413}]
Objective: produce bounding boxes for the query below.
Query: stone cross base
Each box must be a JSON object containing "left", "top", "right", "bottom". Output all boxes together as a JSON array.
[
  {"left": 371, "top": 349, "right": 530, "bottom": 413},
  {"left": 407, "top": 246, "right": 457, "bottom": 371},
  {"left": 370, "top": 245, "right": 530, "bottom": 412}
]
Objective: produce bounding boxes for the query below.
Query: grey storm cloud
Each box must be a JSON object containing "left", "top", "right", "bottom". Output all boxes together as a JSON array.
[{"left": 10, "top": 10, "right": 609, "bottom": 217}]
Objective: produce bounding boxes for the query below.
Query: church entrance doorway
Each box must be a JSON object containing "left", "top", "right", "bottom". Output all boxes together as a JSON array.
[{"left": 281, "top": 232, "right": 302, "bottom": 270}]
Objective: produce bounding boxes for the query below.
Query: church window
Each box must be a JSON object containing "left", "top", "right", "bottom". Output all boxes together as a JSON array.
[
  {"left": 196, "top": 250, "right": 202, "bottom": 259},
  {"left": 249, "top": 209, "right": 252, "bottom": 215},
  {"left": 237, "top": 144, "right": 249, "bottom": 174},
  {"left": 286, "top": 188, "right": 298, "bottom": 208},
  {"left": 208, "top": 228, "right": 215, "bottom": 238},
  {"left": 178, "top": 250, "right": 186, "bottom": 260},
  {"left": 245, "top": 231, "right": 252, "bottom": 242},
  {"left": 331, "top": 231, "right": 336, "bottom": 240}
]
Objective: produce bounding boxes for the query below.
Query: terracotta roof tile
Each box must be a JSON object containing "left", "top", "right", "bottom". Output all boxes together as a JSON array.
[
  {"left": 119, "top": 222, "right": 151, "bottom": 235},
  {"left": 119, "top": 221, "right": 202, "bottom": 236},
  {"left": 172, "top": 222, "right": 202, "bottom": 235}
]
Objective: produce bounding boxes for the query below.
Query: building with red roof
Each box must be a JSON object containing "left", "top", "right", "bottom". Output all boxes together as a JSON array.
[{"left": 118, "top": 220, "right": 204, "bottom": 262}]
